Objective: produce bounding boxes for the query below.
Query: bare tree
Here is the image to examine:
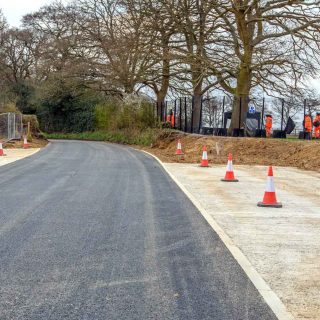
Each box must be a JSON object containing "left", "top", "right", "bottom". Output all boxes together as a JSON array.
[
  {"left": 163, "top": 0, "right": 222, "bottom": 132},
  {"left": 73, "top": 0, "right": 158, "bottom": 95},
  {"left": 127, "top": 0, "right": 176, "bottom": 113},
  {"left": 203, "top": 0, "right": 320, "bottom": 132},
  {"left": 23, "top": 3, "right": 87, "bottom": 82},
  {"left": 0, "top": 28, "right": 37, "bottom": 84},
  {"left": 2, "top": 0, "right": 320, "bottom": 134}
]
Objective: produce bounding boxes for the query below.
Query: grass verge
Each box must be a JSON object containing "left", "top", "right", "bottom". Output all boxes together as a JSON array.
[{"left": 44, "top": 128, "right": 163, "bottom": 146}]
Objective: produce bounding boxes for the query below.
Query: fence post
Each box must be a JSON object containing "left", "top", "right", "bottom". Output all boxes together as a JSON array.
[
  {"left": 191, "top": 96, "right": 194, "bottom": 133},
  {"left": 281, "top": 99, "right": 284, "bottom": 132},
  {"left": 27, "top": 122, "right": 31, "bottom": 139},
  {"left": 7, "top": 113, "right": 9, "bottom": 141},
  {"left": 173, "top": 99, "right": 177, "bottom": 129},
  {"left": 179, "top": 97, "right": 182, "bottom": 131},
  {"left": 303, "top": 99, "right": 307, "bottom": 138},
  {"left": 199, "top": 96, "right": 203, "bottom": 133},
  {"left": 184, "top": 97, "right": 187, "bottom": 132},
  {"left": 238, "top": 97, "right": 242, "bottom": 131},
  {"left": 165, "top": 101, "right": 168, "bottom": 122},
  {"left": 157, "top": 102, "right": 159, "bottom": 121},
  {"left": 222, "top": 96, "right": 225, "bottom": 128},
  {"left": 261, "top": 97, "right": 265, "bottom": 131}
]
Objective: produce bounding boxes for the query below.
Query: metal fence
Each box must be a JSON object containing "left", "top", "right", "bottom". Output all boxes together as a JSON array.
[
  {"left": 156, "top": 96, "right": 318, "bottom": 137},
  {"left": 156, "top": 96, "right": 233, "bottom": 133},
  {"left": 0, "top": 113, "right": 23, "bottom": 142}
]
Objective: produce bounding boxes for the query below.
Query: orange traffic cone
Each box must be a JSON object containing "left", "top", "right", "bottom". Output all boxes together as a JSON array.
[
  {"left": 0, "top": 142, "right": 6, "bottom": 156},
  {"left": 221, "top": 153, "right": 238, "bottom": 182},
  {"left": 176, "top": 139, "right": 183, "bottom": 155},
  {"left": 258, "top": 166, "right": 282, "bottom": 208},
  {"left": 23, "top": 136, "right": 29, "bottom": 149},
  {"left": 200, "top": 145, "right": 209, "bottom": 167}
]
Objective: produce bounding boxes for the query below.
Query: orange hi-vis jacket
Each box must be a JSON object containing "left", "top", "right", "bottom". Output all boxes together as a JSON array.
[
  {"left": 304, "top": 115, "right": 312, "bottom": 132},
  {"left": 313, "top": 115, "right": 320, "bottom": 128},
  {"left": 166, "top": 114, "right": 175, "bottom": 127},
  {"left": 265, "top": 116, "right": 272, "bottom": 129}
]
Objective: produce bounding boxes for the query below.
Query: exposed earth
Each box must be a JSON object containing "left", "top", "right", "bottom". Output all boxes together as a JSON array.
[
  {"left": 140, "top": 131, "right": 320, "bottom": 172},
  {"left": 3, "top": 138, "right": 48, "bottom": 149}
]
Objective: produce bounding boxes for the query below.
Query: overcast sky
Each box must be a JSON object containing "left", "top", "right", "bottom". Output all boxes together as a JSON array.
[
  {"left": 0, "top": 0, "right": 64, "bottom": 27},
  {"left": 1, "top": 0, "right": 319, "bottom": 93}
]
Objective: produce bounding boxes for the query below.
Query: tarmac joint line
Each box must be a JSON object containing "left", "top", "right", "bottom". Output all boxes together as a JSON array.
[{"left": 140, "top": 149, "right": 295, "bottom": 320}]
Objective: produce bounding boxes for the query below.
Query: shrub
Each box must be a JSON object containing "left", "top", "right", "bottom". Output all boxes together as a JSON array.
[
  {"left": 36, "top": 81, "right": 102, "bottom": 133},
  {"left": 95, "top": 96, "right": 156, "bottom": 132}
]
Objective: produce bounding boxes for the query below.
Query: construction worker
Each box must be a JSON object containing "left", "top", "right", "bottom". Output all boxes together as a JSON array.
[
  {"left": 166, "top": 109, "right": 175, "bottom": 128},
  {"left": 304, "top": 114, "right": 313, "bottom": 140},
  {"left": 265, "top": 114, "right": 273, "bottom": 138},
  {"left": 313, "top": 112, "right": 320, "bottom": 139}
]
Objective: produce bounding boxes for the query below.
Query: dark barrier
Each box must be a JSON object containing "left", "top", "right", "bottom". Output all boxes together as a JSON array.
[
  {"left": 232, "top": 129, "right": 245, "bottom": 137},
  {"left": 214, "top": 128, "right": 227, "bottom": 136},
  {"left": 298, "top": 131, "right": 312, "bottom": 140},
  {"left": 201, "top": 127, "right": 214, "bottom": 135},
  {"left": 273, "top": 130, "right": 286, "bottom": 139},
  {"left": 255, "top": 129, "right": 266, "bottom": 138}
]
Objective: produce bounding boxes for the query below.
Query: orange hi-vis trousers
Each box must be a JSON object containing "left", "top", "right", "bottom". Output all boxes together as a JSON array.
[{"left": 266, "top": 126, "right": 272, "bottom": 137}]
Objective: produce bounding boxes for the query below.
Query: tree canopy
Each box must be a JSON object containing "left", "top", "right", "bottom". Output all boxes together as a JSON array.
[{"left": 1, "top": 0, "right": 320, "bottom": 132}]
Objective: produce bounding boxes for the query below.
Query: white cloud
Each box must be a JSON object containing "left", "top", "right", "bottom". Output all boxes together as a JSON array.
[
  {"left": 309, "top": 78, "right": 320, "bottom": 93},
  {"left": 0, "top": 0, "right": 68, "bottom": 27}
]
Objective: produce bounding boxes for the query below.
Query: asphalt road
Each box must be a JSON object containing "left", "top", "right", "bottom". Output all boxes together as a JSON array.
[{"left": 0, "top": 141, "right": 277, "bottom": 320}]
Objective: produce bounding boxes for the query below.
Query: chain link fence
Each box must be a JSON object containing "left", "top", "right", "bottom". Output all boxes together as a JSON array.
[{"left": 0, "top": 113, "right": 23, "bottom": 142}]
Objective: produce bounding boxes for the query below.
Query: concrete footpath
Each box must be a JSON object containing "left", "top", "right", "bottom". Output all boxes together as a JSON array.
[
  {"left": 0, "top": 148, "right": 40, "bottom": 167},
  {"left": 163, "top": 163, "right": 320, "bottom": 320}
]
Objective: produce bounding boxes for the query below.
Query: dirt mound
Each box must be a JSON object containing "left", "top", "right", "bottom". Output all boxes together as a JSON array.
[
  {"left": 4, "top": 138, "right": 48, "bottom": 149},
  {"left": 22, "top": 115, "right": 41, "bottom": 138},
  {"left": 142, "top": 131, "right": 320, "bottom": 171}
]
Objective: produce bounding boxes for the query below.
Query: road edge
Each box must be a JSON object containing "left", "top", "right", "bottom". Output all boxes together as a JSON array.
[
  {"left": 140, "top": 149, "right": 294, "bottom": 320},
  {"left": 0, "top": 143, "right": 51, "bottom": 169}
]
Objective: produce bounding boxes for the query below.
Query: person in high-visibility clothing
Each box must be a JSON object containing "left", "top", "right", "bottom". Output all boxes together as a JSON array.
[
  {"left": 265, "top": 114, "right": 273, "bottom": 138},
  {"left": 313, "top": 112, "right": 320, "bottom": 139},
  {"left": 304, "top": 114, "right": 313, "bottom": 140},
  {"left": 166, "top": 109, "right": 175, "bottom": 128}
]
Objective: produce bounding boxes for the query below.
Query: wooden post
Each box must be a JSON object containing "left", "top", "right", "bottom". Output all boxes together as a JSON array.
[{"left": 27, "top": 121, "right": 31, "bottom": 140}]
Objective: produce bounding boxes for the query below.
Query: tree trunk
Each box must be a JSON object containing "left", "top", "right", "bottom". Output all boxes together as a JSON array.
[
  {"left": 192, "top": 81, "right": 203, "bottom": 134},
  {"left": 156, "top": 93, "right": 166, "bottom": 120},
  {"left": 228, "top": 63, "right": 251, "bottom": 135},
  {"left": 155, "top": 35, "right": 171, "bottom": 120}
]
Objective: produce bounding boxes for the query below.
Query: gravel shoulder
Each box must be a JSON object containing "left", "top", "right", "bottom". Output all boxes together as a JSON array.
[
  {"left": 0, "top": 148, "right": 41, "bottom": 167},
  {"left": 162, "top": 162, "right": 320, "bottom": 320}
]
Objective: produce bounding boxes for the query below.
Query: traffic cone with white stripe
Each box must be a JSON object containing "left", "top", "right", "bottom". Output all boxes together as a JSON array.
[
  {"left": 200, "top": 145, "right": 209, "bottom": 167},
  {"left": 23, "top": 136, "right": 29, "bottom": 149},
  {"left": 0, "top": 142, "right": 6, "bottom": 156},
  {"left": 176, "top": 139, "right": 183, "bottom": 155},
  {"left": 258, "top": 166, "right": 282, "bottom": 208},
  {"left": 221, "top": 153, "right": 238, "bottom": 182}
]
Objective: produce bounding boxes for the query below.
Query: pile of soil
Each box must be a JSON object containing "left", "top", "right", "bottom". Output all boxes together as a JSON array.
[
  {"left": 22, "top": 115, "right": 41, "bottom": 138},
  {"left": 4, "top": 138, "right": 48, "bottom": 149},
  {"left": 141, "top": 131, "right": 320, "bottom": 171}
]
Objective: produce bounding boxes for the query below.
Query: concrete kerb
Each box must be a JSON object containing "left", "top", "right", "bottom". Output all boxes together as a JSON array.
[
  {"left": 0, "top": 142, "right": 51, "bottom": 168},
  {"left": 140, "top": 149, "right": 294, "bottom": 320}
]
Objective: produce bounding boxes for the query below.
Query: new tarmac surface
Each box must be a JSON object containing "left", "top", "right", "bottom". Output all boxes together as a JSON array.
[{"left": 0, "top": 141, "right": 277, "bottom": 320}]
